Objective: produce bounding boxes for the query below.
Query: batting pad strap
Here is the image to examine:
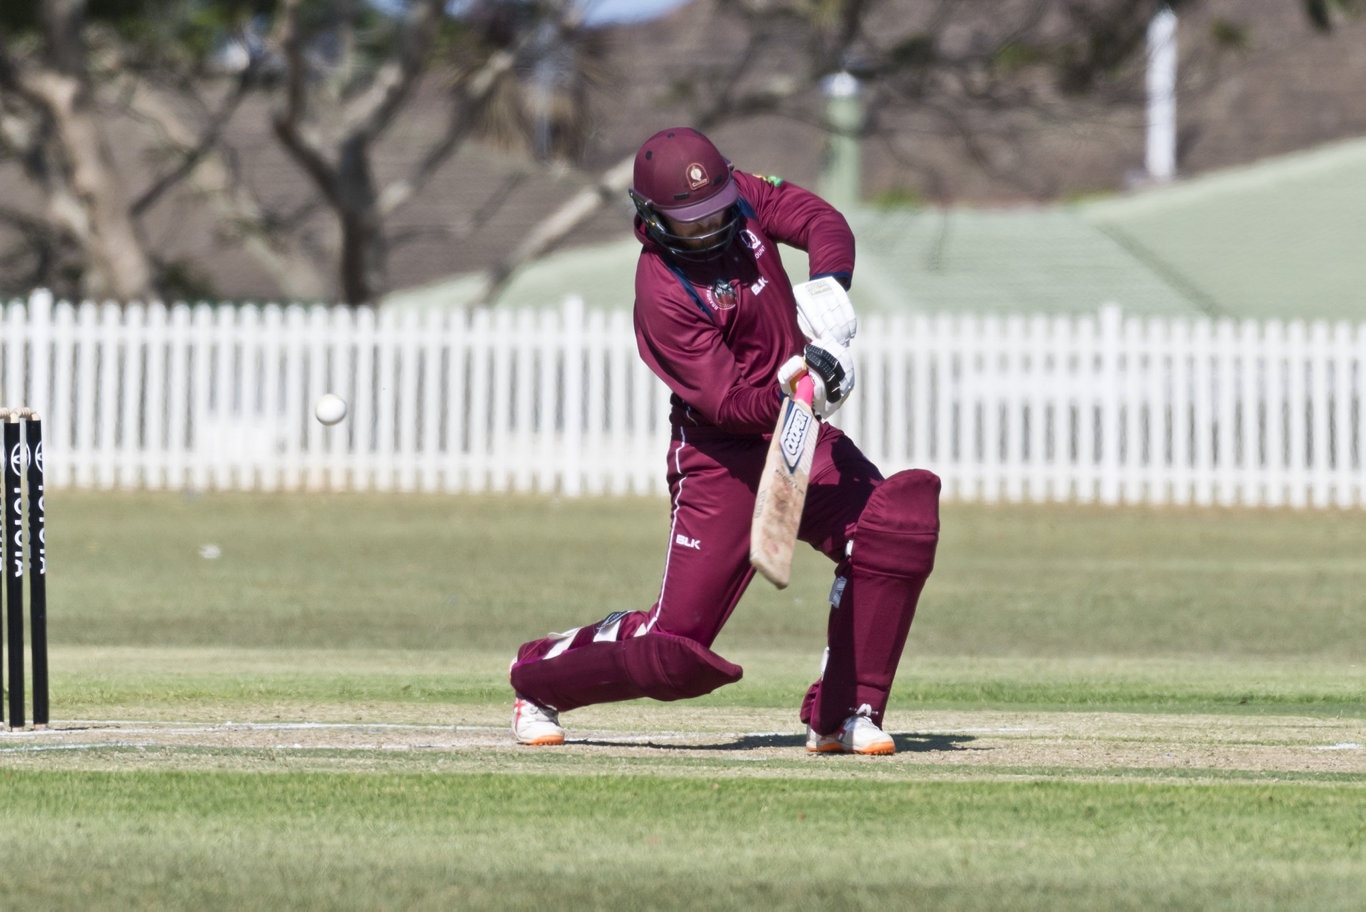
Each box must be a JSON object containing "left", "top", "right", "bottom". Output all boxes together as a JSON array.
[
  {"left": 510, "top": 634, "right": 743, "bottom": 712},
  {"left": 852, "top": 469, "right": 941, "bottom": 579}
]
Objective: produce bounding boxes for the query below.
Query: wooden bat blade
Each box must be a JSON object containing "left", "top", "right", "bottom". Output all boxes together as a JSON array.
[{"left": 750, "top": 376, "right": 818, "bottom": 588}]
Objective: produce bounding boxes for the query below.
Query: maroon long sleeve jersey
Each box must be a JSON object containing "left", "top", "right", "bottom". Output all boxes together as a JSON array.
[{"left": 632, "top": 171, "right": 855, "bottom": 437}]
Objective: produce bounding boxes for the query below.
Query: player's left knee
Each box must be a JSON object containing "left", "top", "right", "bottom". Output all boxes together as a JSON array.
[{"left": 852, "top": 469, "right": 940, "bottom": 579}]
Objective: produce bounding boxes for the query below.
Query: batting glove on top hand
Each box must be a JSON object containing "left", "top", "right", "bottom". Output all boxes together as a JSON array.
[
  {"left": 776, "top": 337, "right": 855, "bottom": 418},
  {"left": 794, "top": 277, "right": 857, "bottom": 346}
]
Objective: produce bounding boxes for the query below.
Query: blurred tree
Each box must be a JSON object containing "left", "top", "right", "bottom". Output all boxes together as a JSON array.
[
  {"left": 267, "top": 0, "right": 608, "bottom": 304},
  {"left": 0, "top": 0, "right": 606, "bottom": 304},
  {"left": 0, "top": 0, "right": 330, "bottom": 300},
  {"left": 0, "top": 0, "right": 157, "bottom": 300},
  {"left": 1305, "top": 0, "right": 1359, "bottom": 31}
]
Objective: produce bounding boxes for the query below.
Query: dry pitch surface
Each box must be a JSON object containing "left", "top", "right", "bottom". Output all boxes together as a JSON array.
[{"left": 3, "top": 709, "right": 1361, "bottom": 778}]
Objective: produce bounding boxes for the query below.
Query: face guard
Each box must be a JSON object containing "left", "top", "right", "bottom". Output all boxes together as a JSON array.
[{"left": 630, "top": 190, "right": 740, "bottom": 261}]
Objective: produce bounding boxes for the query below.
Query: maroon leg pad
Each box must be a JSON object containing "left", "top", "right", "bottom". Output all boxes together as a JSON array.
[
  {"left": 809, "top": 468, "right": 940, "bottom": 734},
  {"left": 510, "top": 633, "right": 742, "bottom": 713}
]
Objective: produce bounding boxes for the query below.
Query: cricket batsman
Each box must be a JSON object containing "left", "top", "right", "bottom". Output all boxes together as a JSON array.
[{"left": 509, "top": 127, "right": 940, "bottom": 754}]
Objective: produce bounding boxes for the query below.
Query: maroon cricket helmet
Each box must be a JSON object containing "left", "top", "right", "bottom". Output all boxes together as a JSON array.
[
  {"left": 631, "top": 127, "right": 740, "bottom": 220},
  {"left": 629, "top": 127, "right": 742, "bottom": 259}
]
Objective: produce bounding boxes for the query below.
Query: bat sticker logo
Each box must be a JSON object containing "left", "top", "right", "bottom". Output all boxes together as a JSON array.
[{"left": 778, "top": 400, "right": 813, "bottom": 473}]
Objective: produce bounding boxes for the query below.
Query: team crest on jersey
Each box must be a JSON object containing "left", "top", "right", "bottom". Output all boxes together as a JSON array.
[{"left": 707, "top": 278, "right": 738, "bottom": 311}]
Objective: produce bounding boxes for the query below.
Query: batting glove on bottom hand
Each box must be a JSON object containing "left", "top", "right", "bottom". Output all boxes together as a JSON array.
[{"left": 776, "top": 337, "right": 855, "bottom": 418}]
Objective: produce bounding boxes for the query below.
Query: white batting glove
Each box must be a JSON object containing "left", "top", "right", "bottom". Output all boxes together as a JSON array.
[
  {"left": 794, "top": 277, "right": 857, "bottom": 346},
  {"left": 777, "top": 354, "right": 808, "bottom": 397},
  {"left": 776, "top": 337, "right": 855, "bottom": 418}
]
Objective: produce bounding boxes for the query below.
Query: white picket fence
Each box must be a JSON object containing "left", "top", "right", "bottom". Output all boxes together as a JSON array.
[{"left": 2, "top": 289, "right": 1363, "bottom": 507}]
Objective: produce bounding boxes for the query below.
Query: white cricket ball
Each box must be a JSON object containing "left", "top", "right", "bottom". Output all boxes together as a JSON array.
[{"left": 314, "top": 393, "right": 348, "bottom": 426}]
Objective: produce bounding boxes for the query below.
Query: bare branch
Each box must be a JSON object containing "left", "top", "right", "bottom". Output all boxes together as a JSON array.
[
  {"left": 269, "top": 0, "right": 341, "bottom": 207},
  {"left": 119, "top": 76, "right": 328, "bottom": 299},
  {"left": 378, "top": 49, "right": 518, "bottom": 216},
  {"left": 127, "top": 77, "right": 251, "bottom": 217},
  {"left": 342, "top": 0, "right": 446, "bottom": 139},
  {"left": 466, "top": 154, "right": 633, "bottom": 307}
]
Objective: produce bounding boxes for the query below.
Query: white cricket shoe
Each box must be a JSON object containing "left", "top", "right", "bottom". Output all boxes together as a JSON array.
[
  {"left": 512, "top": 694, "right": 564, "bottom": 746},
  {"left": 806, "top": 714, "right": 894, "bottom": 755}
]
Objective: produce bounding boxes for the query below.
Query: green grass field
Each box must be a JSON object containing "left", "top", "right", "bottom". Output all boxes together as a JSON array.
[{"left": 1, "top": 492, "right": 1362, "bottom": 911}]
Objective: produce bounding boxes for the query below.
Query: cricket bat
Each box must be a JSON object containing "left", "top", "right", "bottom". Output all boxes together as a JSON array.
[{"left": 750, "top": 374, "right": 818, "bottom": 589}]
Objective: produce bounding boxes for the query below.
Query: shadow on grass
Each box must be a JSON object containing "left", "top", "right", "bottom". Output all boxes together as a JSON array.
[{"left": 575, "top": 732, "right": 977, "bottom": 752}]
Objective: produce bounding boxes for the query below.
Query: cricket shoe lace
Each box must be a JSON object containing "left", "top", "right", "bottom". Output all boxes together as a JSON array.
[
  {"left": 806, "top": 712, "right": 894, "bottom": 756},
  {"left": 512, "top": 694, "right": 565, "bottom": 746}
]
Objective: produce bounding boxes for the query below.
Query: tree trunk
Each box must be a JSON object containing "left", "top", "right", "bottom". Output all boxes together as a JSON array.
[
  {"left": 336, "top": 136, "right": 386, "bottom": 305},
  {"left": 35, "top": 73, "right": 153, "bottom": 301},
  {"left": 6, "top": 0, "right": 157, "bottom": 302}
]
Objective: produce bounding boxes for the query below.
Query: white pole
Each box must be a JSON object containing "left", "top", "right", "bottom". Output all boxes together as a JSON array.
[{"left": 1146, "top": 6, "right": 1178, "bottom": 182}]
